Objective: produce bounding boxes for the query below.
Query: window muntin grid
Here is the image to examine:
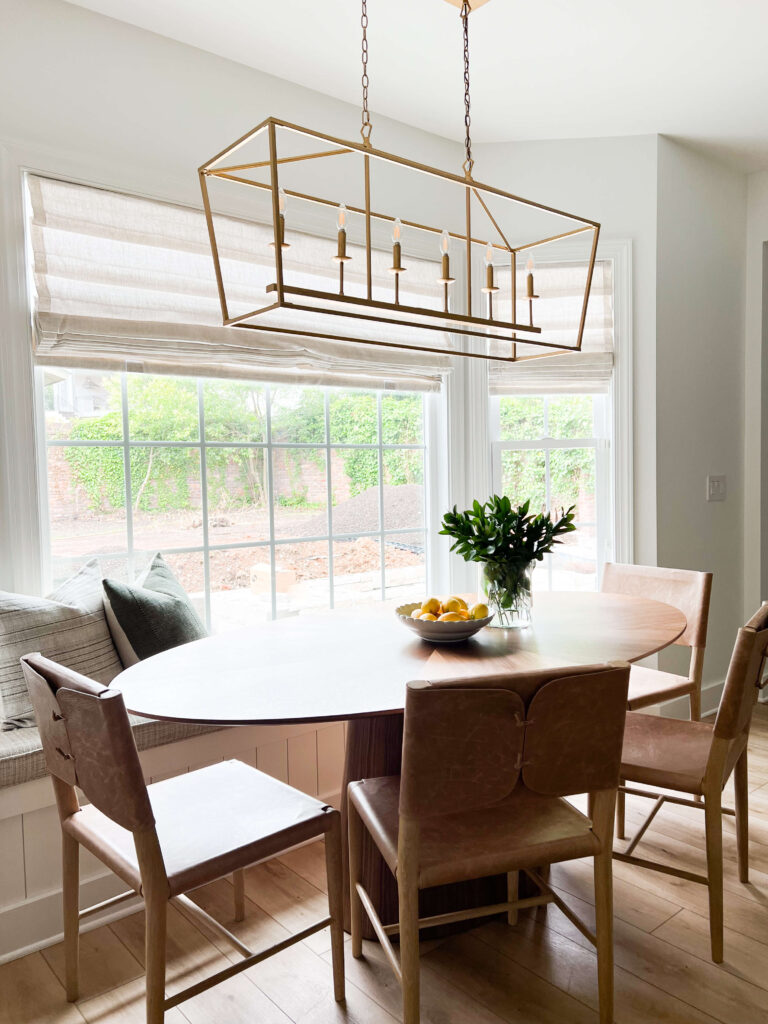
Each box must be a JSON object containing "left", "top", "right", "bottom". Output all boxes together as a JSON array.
[{"left": 41, "top": 370, "right": 427, "bottom": 630}]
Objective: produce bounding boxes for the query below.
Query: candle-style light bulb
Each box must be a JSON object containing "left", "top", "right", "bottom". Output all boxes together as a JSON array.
[
  {"left": 270, "top": 188, "right": 290, "bottom": 248},
  {"left": 333, "top": 203, "right": 351, "bottom": 266},
  {"left": 526, "top": 254, "right": 536, "bottom": 299},
  {"left": 482, "top": 241, "right": 499, "bottom": 304},
  {"left": 392, "top": 218, "right": 402, "bottom": 245},
  {"left": 437, "top": 228, "right": 454, "bottom": 306}
]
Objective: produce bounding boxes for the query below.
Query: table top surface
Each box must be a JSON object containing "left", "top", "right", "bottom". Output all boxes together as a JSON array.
[{"left": 117, "top": 591, "right": 686, "bottom": 726}]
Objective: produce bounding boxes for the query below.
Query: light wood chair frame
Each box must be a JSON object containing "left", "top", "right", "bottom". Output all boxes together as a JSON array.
[
  {"left": 348, "top": 665, "right": 631, "bottom": 1024},
  {"left": 22, "top": 655, "right": 345, "bottom": 1023},
  {"left": 602, "top": 562, "right": 713, "bottom": 720},
  {"left": 62, "top": 825, "right": 345, "bottom": 1019},
  {"left": 613, "top": 616, "right": 768, "bottom": 963},
  {"left": 348, "top": 791, "right": 617, "bottom": 1024}
]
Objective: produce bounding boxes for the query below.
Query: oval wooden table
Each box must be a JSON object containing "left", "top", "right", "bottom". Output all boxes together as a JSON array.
[{"left": 118, "top": 591, "right": 686, "bottom": 936}]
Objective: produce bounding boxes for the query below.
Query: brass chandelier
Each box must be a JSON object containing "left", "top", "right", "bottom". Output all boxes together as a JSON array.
[{"left": 198, "top": 0, "right": 600, "bottom": 364}]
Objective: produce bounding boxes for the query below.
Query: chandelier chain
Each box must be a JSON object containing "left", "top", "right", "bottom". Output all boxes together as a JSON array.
[
  {"left": 361, "top": 0, "right": 372, "bottom": 146},
  {"left": 461, "top": 0, "right": 474, "bottom": 178}
]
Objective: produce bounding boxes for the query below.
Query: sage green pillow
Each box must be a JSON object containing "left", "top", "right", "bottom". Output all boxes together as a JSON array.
[{"left": 102, "top": 554, "right": 207, "bottom": 666}]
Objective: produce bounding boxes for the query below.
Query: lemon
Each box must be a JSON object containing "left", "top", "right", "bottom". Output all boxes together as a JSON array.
[
  {"left": 420, "top": 612, "right": 438, "bottom": 621},
  {"left": 438, "top": 611, "right": 462, "bottom": 622},
  {"left": 410, "top": 609, "right": 423, "bottom": 619},
  {"left": 442, "top": 597, "right": 463, "bottom": 614},
  {"left": 457, "top": 609, "right": 470, "bottom": 620},
  {"left": 449, "top": 595, "right": 468, "bottom": 611},
  {"left": 421, "top": 597, "right": 441, "bottom": 616},
  {"left": 470, "top": 602, "right": 489, "bottom": 620}
]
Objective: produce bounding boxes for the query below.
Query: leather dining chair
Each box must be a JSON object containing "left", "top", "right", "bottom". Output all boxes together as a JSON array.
[
  {"left": 348, "top": 661, "right": 631, "bottom": 1024},
  {"left": 21, "top": 653, "right": 345, "bottom": 1023},
  {"left": 614, "top": 603, "right": 768, "bottom": 963},
  {"left": 603, "top": 563, "right": 713, "bottom": 839},
  {"left": 602, "top": 562, "right": 713, "bottom": 721}
]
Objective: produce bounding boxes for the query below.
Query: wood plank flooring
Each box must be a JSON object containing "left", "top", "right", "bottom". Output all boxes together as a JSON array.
[{"left": 3, "top": 705, "right": 768, "bottom": 1024}]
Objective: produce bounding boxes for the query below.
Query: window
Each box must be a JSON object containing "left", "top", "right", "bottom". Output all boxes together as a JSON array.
[
  {"left": 493, "top": 393, "right": 614, "bottom": 593},
  {"left": 41, "top": 369, "right": 428, "bottom": 631},
  {"left": 490, "top": 393, "right": 612, "bottom": 591}
]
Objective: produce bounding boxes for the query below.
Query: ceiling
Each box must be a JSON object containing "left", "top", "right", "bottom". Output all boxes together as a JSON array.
[{"left": 68, "top": 0, "right": 768, "bottom": 171}]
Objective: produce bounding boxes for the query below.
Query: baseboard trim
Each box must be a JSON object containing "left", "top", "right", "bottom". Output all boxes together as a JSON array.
[{"left": 661, "top": 678, "right": 724, "bottom": 720}]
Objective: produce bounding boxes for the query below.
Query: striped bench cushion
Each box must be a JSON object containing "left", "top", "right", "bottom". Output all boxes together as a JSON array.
[
  {"left": 0, "top": 561, "right": 123, "bottom": 729},
  {"left": 0, "top": 714, "right": 222, "bottom": 789}
]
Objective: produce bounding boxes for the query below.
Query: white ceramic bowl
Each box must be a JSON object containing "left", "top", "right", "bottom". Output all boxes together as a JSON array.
[{"left": 395, "top": 602, "right": 494, "bottom": 643}]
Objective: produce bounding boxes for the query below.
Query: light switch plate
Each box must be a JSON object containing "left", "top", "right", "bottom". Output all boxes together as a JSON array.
[{"left": 707, "top": 475, "right": 726, "bottom": 502}]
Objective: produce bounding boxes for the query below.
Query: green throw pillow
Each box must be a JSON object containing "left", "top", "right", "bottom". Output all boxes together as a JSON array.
[{"left": 102, "top": 554, "right": 207, "bottom": 665}]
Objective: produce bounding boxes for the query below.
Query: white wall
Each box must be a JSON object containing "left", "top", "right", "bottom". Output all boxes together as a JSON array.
[
  {"left": 743, "top": 172, "right": 768, "bottom": 615},
  {"left": 475, "top": 135, "right": 659, "bottom": 566},
  {"left": 655, "top": 138, "right": 747, "bottom": 686}
]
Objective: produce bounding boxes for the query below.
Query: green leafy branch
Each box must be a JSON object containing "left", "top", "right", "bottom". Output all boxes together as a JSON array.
[{"left": 440, "top": 495, "right": 576, "bottom": 567}]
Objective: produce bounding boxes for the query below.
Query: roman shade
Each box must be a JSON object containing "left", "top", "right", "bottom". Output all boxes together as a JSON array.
[
  {"left": 488, "top": 260, "right": 614, "bottom": 395},
  {"left": 27, "top": 175, "right": 452, "bottom": 393}
]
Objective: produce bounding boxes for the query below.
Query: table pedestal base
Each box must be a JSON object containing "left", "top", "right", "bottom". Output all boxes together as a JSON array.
[{"left": 340, "top": 713, "right": 508, "bottom": 940}]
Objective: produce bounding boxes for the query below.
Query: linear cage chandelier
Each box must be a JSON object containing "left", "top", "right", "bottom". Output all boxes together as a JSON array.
[{"left": 198, "top": 0, "right": 600, "bottom": 365}]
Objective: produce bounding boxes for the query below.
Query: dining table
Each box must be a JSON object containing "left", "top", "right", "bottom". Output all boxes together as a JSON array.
[{"left": 117, "top": 590, "right": 686, "bottom": 937}]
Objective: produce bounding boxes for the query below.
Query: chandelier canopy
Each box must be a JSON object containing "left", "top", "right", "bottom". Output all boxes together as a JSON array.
[{"left": 199, "top": 1, "right": 600, "bottom": 365}]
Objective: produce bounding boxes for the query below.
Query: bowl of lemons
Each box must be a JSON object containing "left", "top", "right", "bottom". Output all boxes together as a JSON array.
[{"left": 395, "top": 596, "right": 493, "bottom": 643}]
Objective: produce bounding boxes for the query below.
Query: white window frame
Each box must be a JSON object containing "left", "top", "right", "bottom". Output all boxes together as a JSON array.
[
  {"left": 0, "top": 142, "right": 629, "bottom": 602},
  {"left": 490, "top": 392, "right": 612, "bottom": 587},
  {"left": 486, "top": 239, "right": 634, "bottom": 586},
  {"left": 39, "top": 370, "right": 434, "bottom": 625}
]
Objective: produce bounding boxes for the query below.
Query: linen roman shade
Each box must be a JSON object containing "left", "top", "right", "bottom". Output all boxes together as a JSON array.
[
  {"left": 27, "top": 175, "right": 452, "bottom": 392},
  {"left": 488, "top": 260, "right": 614, "bottom": 395}
]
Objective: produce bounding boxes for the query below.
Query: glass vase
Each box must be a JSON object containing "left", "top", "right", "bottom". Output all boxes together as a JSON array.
[{"left": 482, "top": 560, "right": 536, "bottom": 629}]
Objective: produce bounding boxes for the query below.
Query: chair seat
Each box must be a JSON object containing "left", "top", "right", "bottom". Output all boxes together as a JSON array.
[
  {"left": 621, "top": 712, "right": 713, "bottom": 795},
  {"left": 349, "top": 775, "right": 600, "bottom": 889},
  {"left": 64, "top": 759, "right": 336, "bottom": 896},
  {"left": 627, "top": 664, "right": 694, "bottom": 711}
]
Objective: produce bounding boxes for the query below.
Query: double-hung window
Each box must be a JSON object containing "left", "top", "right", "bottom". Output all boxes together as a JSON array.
[{"left": 488, "top": 256, "right": 623, "bottom": 590}]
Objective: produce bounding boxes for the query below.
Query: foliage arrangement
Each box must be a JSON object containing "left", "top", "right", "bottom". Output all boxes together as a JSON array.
[
  {"left": 440, "top": 495, "right": 576, "bottom": 568},
  {"left": 440, "top": 495, "right": 576, "bottom": 617}
]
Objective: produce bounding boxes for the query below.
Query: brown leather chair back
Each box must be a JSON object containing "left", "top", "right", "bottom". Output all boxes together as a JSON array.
[
  {"left": 400, "top": 663, "right": 630, "bottom": 818},
  {"left": 21, "top": 654, "right": 154, "bottom": 832},
  {"left": 713, "top": 603, "right": 768, "bottom": 744},
  {"left": 602, "top": 562, "right": 712, "bottom": 649}
]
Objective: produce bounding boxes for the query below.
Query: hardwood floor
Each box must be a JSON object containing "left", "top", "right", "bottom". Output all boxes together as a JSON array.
[{"left": 3, "top": 705, "right": 768, "bottom": 1024}]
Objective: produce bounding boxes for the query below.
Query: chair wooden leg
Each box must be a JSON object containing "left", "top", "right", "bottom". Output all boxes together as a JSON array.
[
  {"left": 144, "top": 893, "right": 167, "bottom": 1024},
  {"left": 704, "top": 788, "right": 724, "bottom": 963},
  {"left": 348, "top": 795, "right": 364, "bottom": 959},
  {"left": 734, "top": 750, "right": 749, "bottom": 884},
  {"left": 591, "top": 790, "right": 616, "bottom": 1024},
  {"left": 233, "top": 869, "right": 245, "bottom": 923},
  {"left": 506, "top": 871, "right": 519, "bottom": 926},
  {"left": 615, "top": 788, "right": 626, "bottom": 840},
  {"left": 398, "top": 870, "right": 420, "bottom": 1024},
  {"left": 690, "top": 685, "right": 701, "bottom": 722},
  {"left": 62, "top": 833, "right": 80, "bottom": 1003},
  {"left": 325, "top": 816, "right": 346, "bottom": 1002}
]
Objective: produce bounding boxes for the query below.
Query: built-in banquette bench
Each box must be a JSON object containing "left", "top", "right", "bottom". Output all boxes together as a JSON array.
[{"left": 0, "top": 560, "right": 344, "bottom": 963}]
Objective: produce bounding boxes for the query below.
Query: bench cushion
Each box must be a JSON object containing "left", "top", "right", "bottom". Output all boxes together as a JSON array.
[
  {"left": 0, "top": 714, "right": 222, "bottom": 789},
  {"left": 0, "top": 561, "right": 123, "bottom": 729}
]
